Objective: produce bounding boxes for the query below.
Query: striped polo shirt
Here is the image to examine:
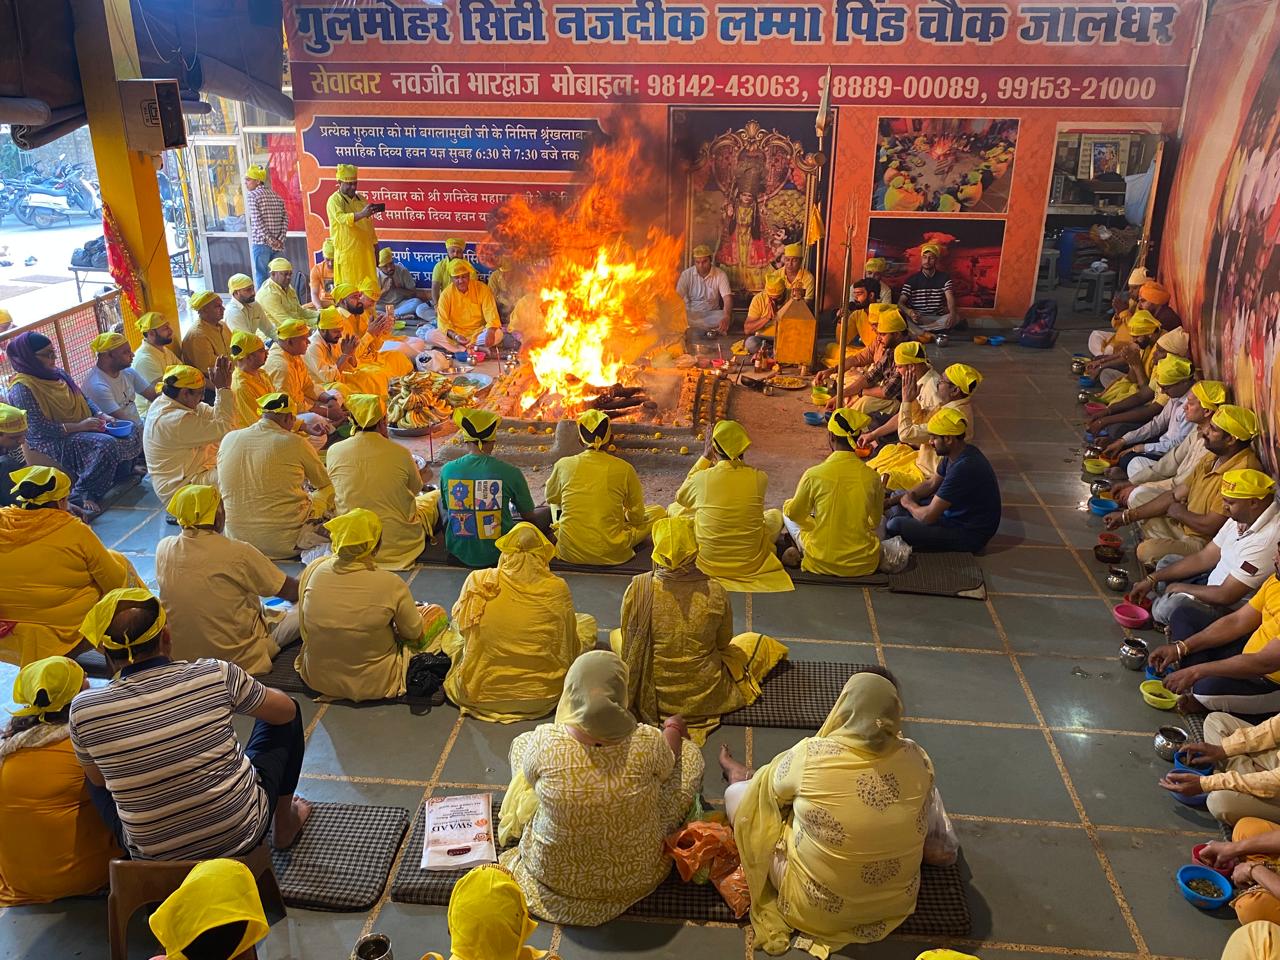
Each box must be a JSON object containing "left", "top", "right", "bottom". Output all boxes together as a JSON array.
[
  {"left": 69, "top": 657, "right": 270, "bottom": 860},
  {"left": 901, "top": 270, "right": 952, "bottom": 316}
]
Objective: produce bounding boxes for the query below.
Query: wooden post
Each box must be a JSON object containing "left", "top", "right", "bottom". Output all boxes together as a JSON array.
[{"left": 834, "top": 219, "right": 855, "bottom": 404}]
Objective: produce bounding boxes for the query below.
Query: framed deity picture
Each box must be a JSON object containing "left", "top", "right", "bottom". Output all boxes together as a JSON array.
[{"left": 1077, "top": 134, "right": 1130, "bottom": 179}]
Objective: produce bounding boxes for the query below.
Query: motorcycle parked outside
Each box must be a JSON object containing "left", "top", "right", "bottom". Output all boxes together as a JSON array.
[{"left": 14, "top": 155, "right": 102, "bottom": 229}]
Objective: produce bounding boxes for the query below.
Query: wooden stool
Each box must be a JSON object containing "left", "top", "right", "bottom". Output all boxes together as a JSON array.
[{"left": 106, "top": 842, "right": 286, "bottom": 960}]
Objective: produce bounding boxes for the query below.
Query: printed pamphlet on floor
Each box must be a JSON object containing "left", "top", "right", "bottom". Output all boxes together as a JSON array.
[{"left": 422, "top": 792, "right": 496, "bottom": 870}]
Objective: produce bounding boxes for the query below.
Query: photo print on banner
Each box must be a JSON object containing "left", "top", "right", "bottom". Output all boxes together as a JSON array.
[
  {"left": 872, "top": 117, "right": 1018, "bottom": 214},
  {"left": 867, "top": 218, "right": 1006, "bottom": 310}
]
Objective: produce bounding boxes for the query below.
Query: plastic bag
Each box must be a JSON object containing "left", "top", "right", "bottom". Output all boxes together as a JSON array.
[
  {"left": 665, "top": 821, "right": 751, "bottom": 917},
  {"left": 923, "top": 787, "right": 959, "bottom": 866},
  {"left": 878, "top": 535, "right": 912, "bottom": 574}
]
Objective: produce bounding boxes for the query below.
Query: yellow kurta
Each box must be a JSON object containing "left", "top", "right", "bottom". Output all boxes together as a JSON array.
[
  {"left": 180, "top": 320, "right": 232, "bottom": 374},
  {"left": 306, "top": 333, "right": 390, "bottom": 399},
  {"left": 141, "top": 391, "right": 235, "bottom": 505},
  {"left": 780, "top": 267, "right": 816, "bottom": 300},
  {"left": 327, "top": 430, "right": 436, "bottom": 569},
  {"left": 0, "top": 732, "right": 120, "bottom": 905},
  {"left": 296, "top": 554, "right": 423, "bottom": 701},
  {"left": 327, "top": 189, "right": 379, "bottom": 288},
  {"left": 436, "top": 281, "right": 500, "bottom": 341},
  {"left": 545, "top": 449, "right": 663, "bottom": 566},
  {"left": 216, "top": 418, "right": 334, "bottom": 559},
  {"left": 265, "top": 343, "right": 324, "bottom": 410},
  {"left": 671, "top": 458, "right": 793, "bottom": 593},
  {"left": 255, "top": 278, "right": 318, "bottom": 329},
  {"left": 783, "top": 451, "right": 883, "bottom": 577},
  {"left": 230, "top": 366, "right": 273, "bottom": 429},
  {"left": 0, "top": 507, "right": 134, "bottom": 665}
]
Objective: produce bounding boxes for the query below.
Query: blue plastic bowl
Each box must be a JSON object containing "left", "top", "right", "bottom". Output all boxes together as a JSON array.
[
  {"left": 1176, "top": 864, "right": 1232, "bottom": 909},
  {"left": 1171, "top": 788, "right": 1209, "bottom": 808},
  {"left": 452, "top": 351, "right": 470, "bottom": 362},
  {"left": 1145, "top": 664, "right": 1173, "bottom": 681},
  {"left": 104, "top": 420, "right": 133, "bottom": 438},
  {"left": 1089, "top": 496, "right": 1121, "bottom": 516},
  {"left": 1079, "top": 375, "right": 1099, "bottom": 387},
  {"left": 987, "top": 335, "right": 1006, "bottom": 346},
  {"left": 1173, "top": 749, "right": 1214, "bottom": 776},
  {"left": 802, "top": 411, "right": 825, "bottom": 426}
]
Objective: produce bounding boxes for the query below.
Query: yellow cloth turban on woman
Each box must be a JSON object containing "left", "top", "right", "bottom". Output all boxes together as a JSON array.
[
  {"left": 928, "top": 407, "right": 968, "bottom": 436},
  {"left": 326, "top": 507, "right": 382, "bottom": 560},
  {"left": 1212, "top": 404, "right": 1261, "bottom": 441},
  {"left": 576, "top": 409, "right": 611, "bottom": 448},
  {"left": 712, "top": 419, "right": 751, "bottom": 459},
  {"left": 80, "top": 587, "right": 166, "bottom": 662},
  {"left": 1222, "top": 469, "right": 1276, "bottom": 501},
  {"left": 555, "top": 650, "right": 636, "bottom": 743},
  {"left": 149, "top": 859, "right": 269, "bottom": 960},
  {"left": 11, "top": 655, "right": 84, "bottom": 720},
  {"left": 828, "top": 407, "right": 871, "bottom": 438},
  {"left": 425, "top": 864, "right": 546, "bottom": 960},
  {"left": 10, "top": 465, "right": 71, "bottom": 507},
  {"left": 166, "top": 484, "right": 221, "bottom": 528},
  {"left": 651, "top": 515, "right": 698, "bottom": 570}
]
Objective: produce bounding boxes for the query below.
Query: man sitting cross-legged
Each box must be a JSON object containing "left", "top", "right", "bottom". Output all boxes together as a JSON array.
[{"left": 69, "top": 587, "right": 310, "bottom": 859}]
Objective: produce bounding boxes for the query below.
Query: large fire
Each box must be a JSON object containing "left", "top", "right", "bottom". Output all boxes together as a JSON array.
[{"left": 489, "top": 125, "right": 684, "bottom": 415}]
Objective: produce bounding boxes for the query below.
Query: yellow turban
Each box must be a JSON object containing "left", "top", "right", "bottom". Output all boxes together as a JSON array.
[
  {"left": 894, "top": 341, "right": 927, "bottom": 365},
  {"left": 137, "top": 310, "right": 168, "bottom": 332},
  {"left": 868, "top": 303, "right": 887, "bottom": 315},
  {"left": 928, "top": 407, "right": 968, "bottom": 436},
  {"left": 914, "top": 952, "right": 980, "bottom": 960},
  {"left": 712, "top": 419, "right": 751, "bottom": 459},
  {"left": 267, "top": 257, "right": 292, "bottom": 273},
  {"left": 257, "top": 392, "right": 296, "bottom": 415},
  {"left": 378, "top": 247, "right": 394, "bottom": 265},
  {"left": 1191, "top": 380, "right": 1227, "bottom": 410},
  {"left": 166, "top": 484, "right": 221, "bottom": 528},
  {"left": 1222, "top": 469, "right": 1276, "bottom": 501},
  {"left": 10, "top": 465, "right": 71, "bottom": 507},
  {"left": 149, "top": 859, "right": 269, "bottom": 960},
  {"left": 1154, "top": 355, "right": 1192, "bottom": 386},
  {"left": 449, "top": 259, "right": 475, "bottom": 278},
  {"left": 80, "top": 587, "right": 166, "bottom": 662},
  {"left": 0, "top": 403, "right": 28, "bottom": 434},
  {"left": 189, "top": 290, "right": 220, "bottom": 311},
  {"left": 828, "top": 407, "right": 871, "bottom": 438},
  {"left": 577, "top": 409, "right": 612, "bottom": 448},
  {"left": 11, "top": 655, "right": 84, "bottom": 721},
  {"left": 875, "top": 308, "right": 906, "bottom": 333},
  {"left": 359, "top": 279, "right": 380, "bottom": 301},
  {"left": 444, "top": 864, "right": 542, "bottom": 960},
  {"left": 245, "top": 164, "right": 267, "bottom": 182},
  {"left": 1212, "top": 404, "right": 1261, "bottom": 441},
  {"left": 90, "top": 332, "right": 128, "bottom": 354},
  {"left": 1156, "top": 327, "right": 1190, "bottom": 357},
  {"left": 445, "top": 237, "right": 465, "bottom": 252},
  {"left": 331, "top": 282, "right": 358, "bottom": 303},
  {"left": 230, "top": 330, "right": 265, "bottom": 359},
  {"left": 651, "top": 516, "right": 698, "bottom": 570},
  {"left": 275, "top": 319, "right": 311, "bottom": 340},
  {"left": 764, "top": 274, "right": 785, "bottom": 297},
  {"left": 864, "top": 257, "right": 887, "bottom": 273},
  {"left": 162, "top": 365, "right": 205, "bottom": 390},
  {"left": 692, "top": 244, "right": 713, "bottom": 259},
  {"left": 316, "top": 307, "right": 344, "bottom": 331},
  {"left": 348, "top": 393, "right": 386, "bottom": 429},
  {"left": 1126, "top": 309, "right": 1159, "bottom": 336},
  {"left": 783, "top": 242, "right": 803, "bottom": 258},
  {"left": 227, "top": 273, "right": 255, "bottom": 293},
  {"left": 495, "top": 521, "right": 555, "bottom": 563},
  {"left": 920, "top": 242, "right": 943, "bottom": 258},
  {"left": 945, "top": 363, "right": 983, "bottom": 394},
  {"left": 454, "top": 407, "right": 500, "bottom": 443},
  {"left": 1139, "top": 281, "right": 1170, "bottom": 306},
  {"left": 326, "top": 507, "right": 382, "bottom": 559},
  {"left": 336, "top": 163, "right": 358, "bottom": 182}
]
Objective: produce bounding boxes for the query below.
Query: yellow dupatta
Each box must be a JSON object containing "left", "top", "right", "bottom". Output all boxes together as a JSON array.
[{"left": 10, "top": 373, "right": 91, "bottom": 424}]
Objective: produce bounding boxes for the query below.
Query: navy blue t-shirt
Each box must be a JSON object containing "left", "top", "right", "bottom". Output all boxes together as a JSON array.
[{"left": 935, "top": 444, "right": 1001, "bottom": 543}]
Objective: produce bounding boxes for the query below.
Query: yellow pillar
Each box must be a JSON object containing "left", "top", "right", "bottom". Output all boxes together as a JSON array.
[{"left": 69, "top": 0, "right": 176, "bottom": 341}]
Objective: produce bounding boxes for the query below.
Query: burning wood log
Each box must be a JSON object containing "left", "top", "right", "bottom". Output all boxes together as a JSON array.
[{"left": 586, "top": 381, "right": 649, "bottom": 411}]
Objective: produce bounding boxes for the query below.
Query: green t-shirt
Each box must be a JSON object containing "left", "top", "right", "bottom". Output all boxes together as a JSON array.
[{"left": 439, "top": 451, "right": 535, "bottom": 567}]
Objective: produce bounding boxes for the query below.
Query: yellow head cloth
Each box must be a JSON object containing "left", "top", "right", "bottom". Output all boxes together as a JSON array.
[
  {"left": 1126, "top": 310, "right": 1159, "bottom": 336},
  {"left": 229, "top": 330, "right": 265, "bottom": 359},
  {"left": 1139, "top": 281, "right": 1170, "bottom": 306},
  {"left": 137, "top": 310, "right": 167, "bottom": 332},
  {"left": 267, "top": 257, "right": 292, "bottom": 274},
  {"left": 0, "top": 402, "right": 28, "bottom": 434},
  {"left": 1222, "top": 921, "right": 1280, "bottom": 960},
  {"left": 275, "top": 319, "right": 310, "bottom": 340},
  {"left": 227, "top": 273, "right": 255, "bottom": 293},
  {"left": 1212, "top": 404, "right": 1261, "bottom": 442},
  {"left": 818, "top": 671, "right": 903, "bottom": 753},
  {"left": 10, "top": 465, "right": 71, "bottom": 507},
  {"left": 651, "top": 516, "right": 698, "bottom": 570},
  {"left": 763, "top": 274, "right": 785, "bottom": 297},
  {"left": 378, "top": 247, "right": 394, "bottom": 265},
  {"left": 783, "top": 242, "right": 803, "bottom": 258},
  {"left": 445, "top": 237, "right": 465, "bottom": 252},
  {"left": 894, "top": 341, "right": 927, "bottom": 365},
  {"left": 944, "top": 363, "right": 983, "bottom": 394},
  {"left": 331, "top": 281, "right": 358, "bottom": 303},
  {"left": 0, "top": 307, "right": 9, "bottom": 328},
  {"left": 316, "top": 307, "right": 344, "bottom": 331},
  {"left": 1155, "top": 355, "right": 1193, "bottom": 386},
  {"left": 359, "top": 279, "right": 380, "bottom": 301},
  {"left": 712, "top": 419, "right": 751, "bottom": 459},
  {"left": 453, "top": 407, "right": 500, "bottom": 443},
  {"left": 80, "top": 587, "right": 166, "bottom": 662},
  {"left": 1221, "top": 469, "right": 1276, "bottom": 501},
  {"left": 446, "top": 864, "right": 544, "bottom": 960},
  {"left": 325, "top": 508, "right": 382, "bottom": 559},
  {"left": 828, "top": 407, "right": 871, "bottom": 439},
  {"left": 875, "top": 307, "right": 906, "bottom": 333},
  {"left": 90, "top": 332, "right": 128, "bottom": 354},
  {"left": 245, "top": 164, "right": 267, "bottom": 182},
  {"left": 1191, "top": 380, "right": 1227, "bottom": 410},
  {"left": 149, "top": 859, "right": 269, "bottom": 960},
  {"left": 166, "top": 484, "right": 221, "bottom": 528},
  {"left": 257, "top": 392, "right": 296, "bottom": 415},
  {"left": 495, "top": 522, "right": 556, "bottom": 564},
  {"left": 322, "top": 239, "right": 335, "bottom": 259},
  {"left": 868, "top": 302, "right": 888, "bottom": 316},
  {"left": 336, "top": 163, "right": 358, "bottom": 182},
  {"left": 920, "top": 242, "right": 943, "bottom": 258},
  {"left": 928, "top": 407, "right": 968, "bottom": 437},
  {"left": 576, "top": 409, "right": 612, "bottom": 448},
  {"left": 864, "top": 257, "right": 887, "bottom": 273},
  {"left": 1156, "top": 327, "right": 1190, "bottom": 357},
  {"left": 692, "top": 244, "right": 712, "bottom": 259},
  {"left": 914, "top": 951, "right": 981, "bottom": 960},
  {"left": 348, "top": 393, "right": 386, "bottom": 429},
  {"left": 189, "top": 290, "right": 220, "bottom": 311},
  {"left": 11, "top": 656, "right": 84, "bottom": 720},
  {"left": 162, "top": 365, "right": 205, "bottom": 391},
  {"left": 449, "top": 259, "right": 475, "bottom": 278},
  {"left": 555, "top": 650, "right": 636, "bottom": 743}
]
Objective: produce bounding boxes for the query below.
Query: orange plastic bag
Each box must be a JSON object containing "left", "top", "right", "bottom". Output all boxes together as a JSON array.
[{"left": 664, "top": 821, "right": 751, "bottom": 918}]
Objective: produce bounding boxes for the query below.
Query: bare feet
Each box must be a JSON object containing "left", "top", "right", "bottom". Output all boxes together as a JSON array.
[
  {"left": 77, "top": 500, "right": 104, "bottom": 522},
  {"left": 718, "top": 744, "right": 753, "bottom": 784},
  {"left": 1177, "top": 694, "right": 1208, "bottom": 716},
  {"left": 272, "top": 796, "right": 313, "bottom": 850}
]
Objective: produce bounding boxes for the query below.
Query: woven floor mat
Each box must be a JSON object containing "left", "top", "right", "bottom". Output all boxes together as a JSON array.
[
  {"left": 888, "top": 552, "right": 986, "bottom": 599},
  {"left": 720, "top": 661, "right": 878, "bottom": 729},
  {"left": 787, "top": 568, "right": 889, "bottom": 587},
  {"left": 391, "top": 797, "right": 507, "bottom": 904},
  {"left": 550, "top": 541, "right": 654, "bottom": 576},
  {"left": 271, "top": 802, "right": 409, "bottom": 911}
]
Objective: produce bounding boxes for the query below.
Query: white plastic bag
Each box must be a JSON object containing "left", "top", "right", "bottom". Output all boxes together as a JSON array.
[
  {"left": 923, "top": 787, "right": 959, "bottom": 866},
  {"left": 878, "top": 536, "right": 912, "bottom": 574}
]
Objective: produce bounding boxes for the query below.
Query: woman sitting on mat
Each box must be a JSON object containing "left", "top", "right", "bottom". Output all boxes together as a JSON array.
[
  {"left": 497, "top": 650, "right": 704, "bottom": 926},
  {"left": 444, "top": 523, "right": 596, "bottom": 723},
  {"left": 720, "top": 671, "right": 937, "bottom": 955},
  {"left": 424, "top": 864, "right": 547, "bottom": 960},
  {"left": 609, "top": 517, "right": 788, "bottom": 743}
]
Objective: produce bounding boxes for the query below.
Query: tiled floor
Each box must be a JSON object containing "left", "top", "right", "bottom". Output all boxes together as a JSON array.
[{"left": 0, "top": 331, "right": 1241, "bottom": 959}]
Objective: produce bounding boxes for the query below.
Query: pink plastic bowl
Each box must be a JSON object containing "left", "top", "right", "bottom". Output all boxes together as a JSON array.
[
  {"left": 1192, "top": 843, "right": 1235, "bottom": 877},
  {"left": 1113, "top": 602, "right": 1151, "bottom": 629},
  {"left": 1084, "top": 402, "right": 1107, "bottom": 416}
]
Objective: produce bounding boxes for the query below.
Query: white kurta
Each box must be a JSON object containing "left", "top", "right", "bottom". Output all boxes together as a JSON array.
[{"left": 141, "top": 390, "right": 235, "bottom": 505}]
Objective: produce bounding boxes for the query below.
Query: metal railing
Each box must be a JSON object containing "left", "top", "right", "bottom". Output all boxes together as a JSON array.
[{"left": 0, "top": 291, "right": 123, "bottom": 393}]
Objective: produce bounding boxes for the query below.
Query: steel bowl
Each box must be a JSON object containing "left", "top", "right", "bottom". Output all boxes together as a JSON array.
[
  {"left": 1093, "top": 544, "right": 1124, "bottom": 564},
  {"left": 1090, "top": 480, "right": 1112, "bottom": 497},
  {"left": 1077, "top": 390, "right": 1097, "bottom": 404},
  {"left": 936, "top": 334, "right": 949, "bottom": 347},
  {"left": 1119, "top": 637, "right": 1149, "bottom": 671},
  {"left": 1154, "top": 725, "right": 1189, "bottom": 762},
  {"left": 1071, "top": 358, "right": 1088, "bottom": 375},
  {"left": 1106, "top": 571, "right": 1130, "bottom": 592}
]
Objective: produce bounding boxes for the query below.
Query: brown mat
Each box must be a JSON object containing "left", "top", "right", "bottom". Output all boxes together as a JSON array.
[
  {"left": 417, "top": 534, "right": 656, "bottom": 577},
  {"left": 254, "top": 641, "right": 442, "bottom": 710},
  {"left": 888, "top": 552, "right": 986, "bottom": 600},
  {"left": 722, "top": 661, "right": 877, "bottom": 728}
]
